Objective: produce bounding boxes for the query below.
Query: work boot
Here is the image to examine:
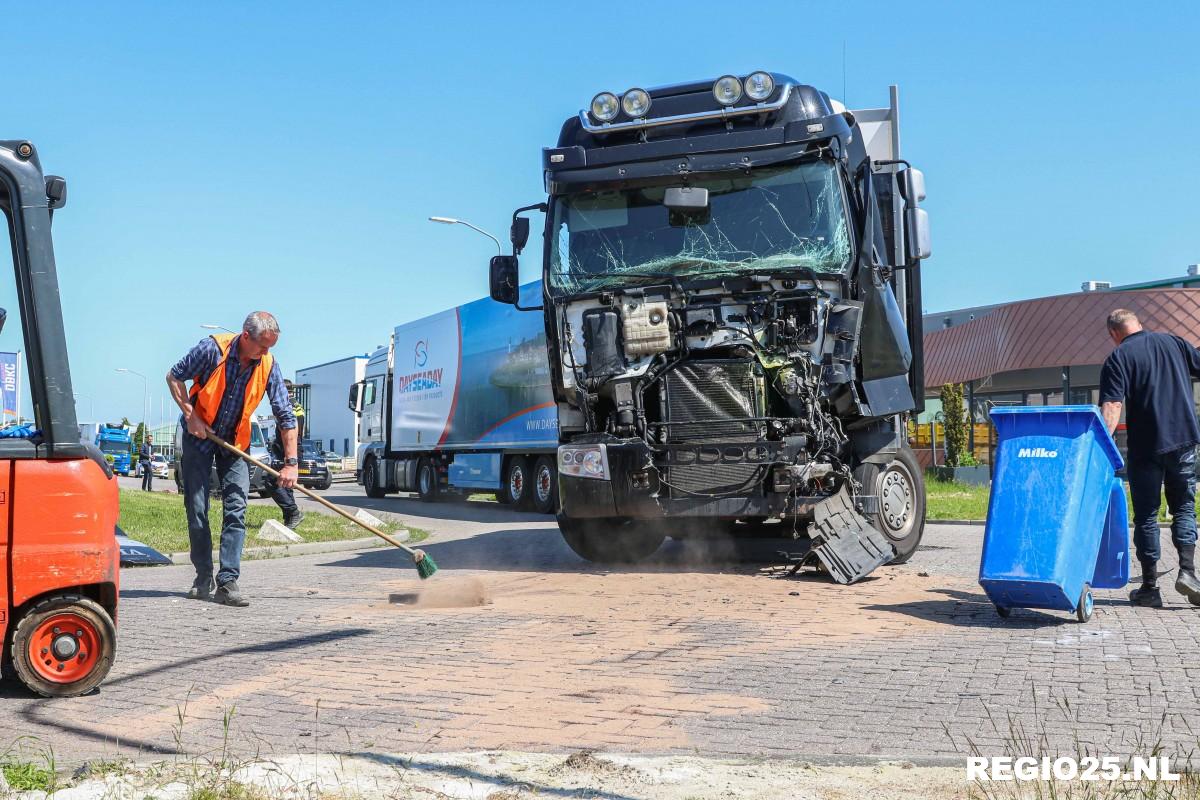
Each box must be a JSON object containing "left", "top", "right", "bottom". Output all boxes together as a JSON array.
[
  {"left": 1130, "top": 560, "right": 1163, "bottom": 608},
  {"left": 214, "top": 580, "right": 250, "bottom": 608},
  {"left": 187, "top": 575, "right": 215, "bottom": 601},
  {"left": 283, "top": 509, "right": 305, "bottom": 530},
  {"left": 1176, "top": 571, "right": 1200, "bottom": 606}
]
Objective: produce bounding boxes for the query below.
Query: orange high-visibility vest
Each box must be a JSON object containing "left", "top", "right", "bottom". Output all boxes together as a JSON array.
[{"left": 189, "top": 333, "right": 273, "bottom": 450}]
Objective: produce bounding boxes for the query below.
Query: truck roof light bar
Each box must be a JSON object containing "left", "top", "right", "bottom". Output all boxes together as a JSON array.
[{"left": 579, "top": 82, "right": 794, "bottom": 135}]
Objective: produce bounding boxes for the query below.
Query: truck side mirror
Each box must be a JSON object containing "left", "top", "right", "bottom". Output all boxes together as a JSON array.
[
  {"left": 905, "top": 207, "right": 931, "bottom": 261},
  {"left": 490, "top": 255, "right": 519, "bottom": 305},
  {"left": 348, "top": 382, "right": 361, "bottom": 412},
  {"left": 899, "top": 168, "right": 926, "bottom": 205},
  {"left": 511, "top": 217, "right": 530, "bottom": 252}
]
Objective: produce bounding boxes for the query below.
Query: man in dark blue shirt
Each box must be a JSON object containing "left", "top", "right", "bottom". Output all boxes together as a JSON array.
[
  {"left": 166, "top": 311, "right": 298, "bottom": 608},
  {"left": 139, "top": 435, "right": 154, "bottom": 491},
  {"left": 1100, "top": 309, "right": 1200, "bottom": 608}
]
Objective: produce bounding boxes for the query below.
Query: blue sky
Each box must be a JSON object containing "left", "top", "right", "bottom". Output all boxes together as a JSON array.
[{"left": 3, "top": 1, "right": 1198, "bottom": 424}]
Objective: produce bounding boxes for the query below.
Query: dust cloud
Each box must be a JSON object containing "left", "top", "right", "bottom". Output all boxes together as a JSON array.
[{"left": 388, "top": 576, "right": 492, "bottom": 609}]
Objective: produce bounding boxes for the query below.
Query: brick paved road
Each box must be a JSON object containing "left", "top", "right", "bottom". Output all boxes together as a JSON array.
[{"left": 2, "top": 494, "right": 1197, "bottom": 766}]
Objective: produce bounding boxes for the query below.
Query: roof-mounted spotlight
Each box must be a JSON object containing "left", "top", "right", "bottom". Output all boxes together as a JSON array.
[
  {"left": 621, "top": 88, "right": 652, "bottom": 118},
  {"left": 744, "top": 72, "right": 775, "bottom": 101},
  {"left": 712, "top": 75, "right": 743, "bottom": 106},
  {"left": 590, "top": 92, "right": 620, "bottom": 123}
]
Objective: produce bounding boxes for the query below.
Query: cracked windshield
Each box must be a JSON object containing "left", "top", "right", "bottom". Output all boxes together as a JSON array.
[{"left": 549, "top": 160, "right": 851, "bottom": 294}]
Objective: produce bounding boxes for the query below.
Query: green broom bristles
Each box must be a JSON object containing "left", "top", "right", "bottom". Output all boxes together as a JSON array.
[{"left": 414, "top": 552, "right": 438, "bottom": 580}]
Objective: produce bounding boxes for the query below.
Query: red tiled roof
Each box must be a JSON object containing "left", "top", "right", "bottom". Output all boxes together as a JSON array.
[{"left": 923, "top": 289, "right": 1200, "bottom": 388}]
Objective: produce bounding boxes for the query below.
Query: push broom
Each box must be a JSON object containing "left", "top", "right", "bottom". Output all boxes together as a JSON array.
[{"left": 207, "top": 432, "right": 438, "bottom": 579}]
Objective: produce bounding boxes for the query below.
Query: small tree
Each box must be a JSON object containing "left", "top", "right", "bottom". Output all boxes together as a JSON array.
[
  {"left": 941, "top": 382, "right": 968, "bottom": 468},
  {"left": 133, "top": 421, "right": 146, "bottom": 451}
]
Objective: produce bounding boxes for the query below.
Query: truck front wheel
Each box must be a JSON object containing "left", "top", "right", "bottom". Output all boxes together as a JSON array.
[
  {"left": 363, "top": 457, "right": 387, "bottom": 499},
  {"left": 853, "top": 447, "right": 926, "bottom": 564},
  {"left": 11, "top": 594, "right": 116, "bottom": 698},
  {"left": 558, "top": 516, "right": 665, "bottom": 564}
]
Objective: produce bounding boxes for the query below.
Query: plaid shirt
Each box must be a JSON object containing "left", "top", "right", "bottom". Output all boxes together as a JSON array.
[{"left": 171, "top": 336, "right": 296, "bottom": 456}]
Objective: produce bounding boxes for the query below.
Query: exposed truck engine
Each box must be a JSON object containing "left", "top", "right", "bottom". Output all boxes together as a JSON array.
[{"left": 488, "top": 72, "right": 932, "bottom": 582}]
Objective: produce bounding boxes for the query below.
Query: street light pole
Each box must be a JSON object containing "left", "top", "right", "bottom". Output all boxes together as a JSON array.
[
  {"left": 428, "top": 216, "right": 503, "bottom": 255},
  {"left": 115, "top": 368, "right": 149, "bottom": 451},
  {"left": 200, "top": 323, "right": 237, "bottom": 334}
]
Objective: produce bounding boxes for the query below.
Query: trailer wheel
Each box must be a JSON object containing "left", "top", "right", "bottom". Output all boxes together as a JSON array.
[
  {"left": 853, "top": 446, "right": 926, "bottom": 564},
  {"left": 502, "top": 457, "right": 532, "bottom": 510},
  {"left": 11, "top": 594, "right": 116, "bottom": 698},
  {"left": 363, "top": 457, "right": 387, "bottom": 499},
  {"left": 417, "top": 458, "right": 440, "bottom": 502},
  {"left": 558, "top": 516, "right": 665, "bottom": 564},
  {"left": 531, "top": 456, "right": 558, "bottom": 515}
]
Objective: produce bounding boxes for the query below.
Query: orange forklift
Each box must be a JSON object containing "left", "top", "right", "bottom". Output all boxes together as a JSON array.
[{"left": 0, "top": 140, "right": 119, "bottom": 697}]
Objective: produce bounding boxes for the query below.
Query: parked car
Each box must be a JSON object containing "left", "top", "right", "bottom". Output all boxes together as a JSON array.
[
  {"left": 150, "top": 454, "right": 170, "bottom": 479},
  {"left": 321, "top": 450, "right": 342, "bottom": 466},
  {"left": 299, "top": 440, "right": 332, "bottom": 490}
]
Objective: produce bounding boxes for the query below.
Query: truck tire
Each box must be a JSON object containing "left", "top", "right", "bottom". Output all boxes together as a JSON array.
[
  {"left": 10, "top": 594, "right": 116, "bottom": 698},
  {"left": 531, "top": 456, "right": 558, "bottom": 515},
  {"left": 558, "top": 516, "right": 665, "bottom": 564},
  {"left": 853, "top": 446, "right": 926, "bottom": 564},
  {"left": 417, "top": 458, "right": 440, "bottom": 502},
  {"left": 502, "top": 457, "right": 532, "bottom": 510},
  {"left": 363, "top": 457, "right": 387, "bottom": 499}
]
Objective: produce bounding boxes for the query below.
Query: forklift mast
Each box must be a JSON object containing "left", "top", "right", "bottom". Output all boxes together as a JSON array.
[
  {"left": 0, "top": 140, "right": 120, "bottom": 698},
  {"left": 0, "top": 140, "right": 83, "bottom": 455}
]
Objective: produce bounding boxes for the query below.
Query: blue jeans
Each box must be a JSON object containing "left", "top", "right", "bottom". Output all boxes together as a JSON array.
[
  {"left": 181, "top": 434, "right": 249, "bottom": 586},
  {"left": 1128, "top": 445, "right": 1197, "bottom": 566}
]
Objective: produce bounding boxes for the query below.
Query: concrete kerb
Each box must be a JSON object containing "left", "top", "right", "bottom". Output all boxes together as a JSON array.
[{"left": 167, "top": 536, "right": 384, "bottom": 565}]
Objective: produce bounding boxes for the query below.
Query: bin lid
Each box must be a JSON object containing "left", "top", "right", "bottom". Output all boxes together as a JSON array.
[{"left": 989, "top": 405, "right": 1124, "bottom": 471}]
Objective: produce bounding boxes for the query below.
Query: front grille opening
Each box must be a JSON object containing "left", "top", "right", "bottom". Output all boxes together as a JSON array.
[{"left": 660, "top": 359, "right": 767, "bottom": 496}]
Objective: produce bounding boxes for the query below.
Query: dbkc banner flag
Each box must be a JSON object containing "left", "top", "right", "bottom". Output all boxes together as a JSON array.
[{"left": 0, "top": 352, "right": 18, "bottom": 419}]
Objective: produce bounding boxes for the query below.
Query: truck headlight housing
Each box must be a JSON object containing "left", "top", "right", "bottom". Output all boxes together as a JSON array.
[
  {"left": 559, "top": 444, "right": 610, "bottom": 480},
  {"left": 744, "top": 71, "right": 775, "bottom": 101},
  {"left": 621, "top": 88, "right": 652, "bottom": 118},
  {"left": 590, "top": 92, "right": 620, "bottom": 122},
  {"left": 712, "top": 75, "right": 743, "bottom": 106}
]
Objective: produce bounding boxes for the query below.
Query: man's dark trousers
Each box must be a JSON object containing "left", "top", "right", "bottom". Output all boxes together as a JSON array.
[
  {"left": 269, "top": 479, "right": 299, "bottom": 518},
  {"left": 141, "top": 459, "right": 153, "bottom": 491},
  {"left": 1128, "top": 445, "right": 1198, "bottom": 571},
  {"left": 181, "top": 434, "right": 249, "bottom": 586}
]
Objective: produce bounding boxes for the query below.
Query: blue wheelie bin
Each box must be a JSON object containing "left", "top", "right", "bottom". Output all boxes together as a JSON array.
[{"left": 979, "top": 406, "right": 1128, "bottom": 623}]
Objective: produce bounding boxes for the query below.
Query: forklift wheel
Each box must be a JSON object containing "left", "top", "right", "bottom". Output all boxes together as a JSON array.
[{"left": 11, "top": 594, "right": 116, "bottom": 698}]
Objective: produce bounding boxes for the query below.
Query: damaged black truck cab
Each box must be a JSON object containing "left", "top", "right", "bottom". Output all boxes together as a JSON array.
[{"left": 489, "top": 73, "right": 932, "bottom": 583}]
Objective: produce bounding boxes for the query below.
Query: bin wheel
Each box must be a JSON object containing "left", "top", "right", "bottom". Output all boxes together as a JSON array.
[
  {"left": 11, "top": 594, "right": 116, "bottom": 697},
  {"left": 1077, "top": 584, "right": 1093, "bottom": 623},
  {"left": 995, "top": 605, "right": 1011, "bottom": 619}
]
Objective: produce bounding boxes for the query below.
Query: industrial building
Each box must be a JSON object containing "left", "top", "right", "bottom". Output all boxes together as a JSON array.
[
  {"left": 293, "top": 355, "right": 368, "bottom": 458},
  {"left": 917, "top": 267, "right": 1200, "bottom": 466}
]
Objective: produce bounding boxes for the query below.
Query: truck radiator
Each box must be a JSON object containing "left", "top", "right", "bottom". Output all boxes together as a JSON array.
[{"left": 661, "top": 360, "right": 767, "bottom": 497}]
